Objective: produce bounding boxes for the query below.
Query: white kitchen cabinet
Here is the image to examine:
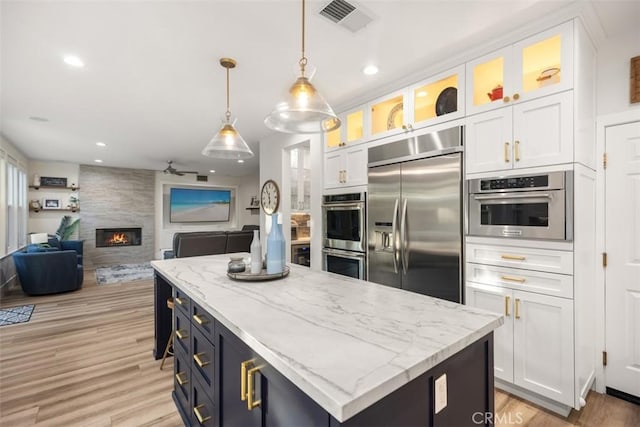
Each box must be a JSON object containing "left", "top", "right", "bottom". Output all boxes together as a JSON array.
[
  {"left": 290, "top": 146, "right": 310, "bottom": 212},
  {"left": 465, "top": 281, "right": 574, "bottom": 407},
  {"left": 325, "top": 107, "right": 367, "bottom": 152},
  {"left": 466, "top": 91, "right": 573, "bottom": 174},
  {"left": 466, "top": 21, "right": 573, "bottom": 116},
  {"left": 324, "top": 145, "right": 367, "bottom": 190},
  {"left": 466, "top": 242, "right": 573, "bottom": 275},
  {"left": 368, "top": 88, "right": 409, "bottom": 141}
]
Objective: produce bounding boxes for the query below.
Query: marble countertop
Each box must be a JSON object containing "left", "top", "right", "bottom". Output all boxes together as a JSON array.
[{"left": 151, "top": 254, "right": 503, "bottom": 422}]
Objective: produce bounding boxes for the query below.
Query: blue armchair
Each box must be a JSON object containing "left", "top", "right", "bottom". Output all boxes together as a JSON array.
[
  {"left": 13, "top": 250, "right": 83, "bottom": 295},
  {"left": 47, "top": 237, "right": 84, "bottom": 265}
]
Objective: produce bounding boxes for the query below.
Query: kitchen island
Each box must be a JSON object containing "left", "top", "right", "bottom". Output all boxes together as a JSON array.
[{"left": 152, "top": 254, "right": 503, "bottom": 426}]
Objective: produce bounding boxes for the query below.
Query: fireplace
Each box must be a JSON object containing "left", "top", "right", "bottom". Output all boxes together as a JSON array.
[{"left": 96, "top": 227, "right": 142, "bottom": 248}]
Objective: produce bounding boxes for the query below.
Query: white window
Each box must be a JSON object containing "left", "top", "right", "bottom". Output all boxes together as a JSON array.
[{"left": 5, "top": 158, "right": 27, "bottom": 253}]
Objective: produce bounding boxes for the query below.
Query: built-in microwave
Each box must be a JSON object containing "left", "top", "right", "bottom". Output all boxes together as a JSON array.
[
  {"left": 322, "top": 192, "right": 366, "bottom": 252},
  {"left": 468, "top": 171, "right": 573, "bottom": 241}
]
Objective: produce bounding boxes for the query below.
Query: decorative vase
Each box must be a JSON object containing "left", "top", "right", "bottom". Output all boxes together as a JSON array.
[
  {"left": 250, "top": 229, "right": 262, "bottom": 274},
  {"left": 33, "top": 174, "right": 40, "bottom": 187},
  {"left": 266, "top": 214, "right": 285, "bottom": 274}
]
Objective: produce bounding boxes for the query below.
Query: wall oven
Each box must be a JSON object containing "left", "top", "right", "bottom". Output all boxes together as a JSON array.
[
  {"left": 468, "top": 171, "right": 573, "bottom": 241},
  {"left": 322, "top": 192, "right": 366, "bottom": 280},
  {"left": 322, "top": 192, "right": 366, "bottom": 252}
]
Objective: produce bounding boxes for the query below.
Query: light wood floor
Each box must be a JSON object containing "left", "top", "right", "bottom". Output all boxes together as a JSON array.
[{"left": 1, "top": 272, "right": 638, "bottom": 426}]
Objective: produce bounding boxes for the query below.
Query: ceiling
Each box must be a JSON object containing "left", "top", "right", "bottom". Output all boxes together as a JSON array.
[{"left": 1, "top": 1, "right": 637, "bottom": 177}]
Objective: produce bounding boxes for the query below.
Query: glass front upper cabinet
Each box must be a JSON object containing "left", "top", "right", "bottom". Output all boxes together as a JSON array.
[
  {"left": 410, "top": 65, "right": 465, "bottom": 128},
  {"left": 369, "top": 89, "right": 408, "bottom": 139},
  {"left": 325, "top": 107, "right": 366, "bottom": 150},
  {"left": 466, "top": 21, "right": 573, "bottom": 115}
]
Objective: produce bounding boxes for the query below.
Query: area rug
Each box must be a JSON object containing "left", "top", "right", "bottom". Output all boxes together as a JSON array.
[
  {"left": 95, "top": 262, "right": 154, "bottom": 285},
  {"left": 0, "top": 305, "right": 35, "bottom": 326}
]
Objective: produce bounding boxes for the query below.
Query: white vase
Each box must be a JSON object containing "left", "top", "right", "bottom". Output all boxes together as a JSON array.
[{"left": 250, "top": 230, "right": 262, "bottom": 274}]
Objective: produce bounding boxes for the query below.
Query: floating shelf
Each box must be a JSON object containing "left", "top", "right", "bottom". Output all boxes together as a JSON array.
[
  {"left": 29, "top": 185, "right": 79, "bottom": 191},
  {"left": 245, "top": 207, "right": 260, "bottom": 210},
  {"left": 30, "top": 207, "right": 80, "bottom": 213}
]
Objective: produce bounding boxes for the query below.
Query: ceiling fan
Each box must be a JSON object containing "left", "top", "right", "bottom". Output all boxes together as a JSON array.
[{"left": 162, "top": 160, "right": 199, "bottom": 176}]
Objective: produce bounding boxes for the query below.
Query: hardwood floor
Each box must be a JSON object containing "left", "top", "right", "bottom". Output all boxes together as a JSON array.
[{"left": 1, "top": 271, "right": 638, "bottom": 426}]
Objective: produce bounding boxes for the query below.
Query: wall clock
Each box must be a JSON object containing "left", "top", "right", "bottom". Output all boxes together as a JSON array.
[{"left": 260, "top": 179, "right": 280, "bottom": 215}]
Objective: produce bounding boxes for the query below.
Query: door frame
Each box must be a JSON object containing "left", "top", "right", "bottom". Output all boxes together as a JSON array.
[{"left": 595, "top": 108, "right": 640, "bottom": 393}]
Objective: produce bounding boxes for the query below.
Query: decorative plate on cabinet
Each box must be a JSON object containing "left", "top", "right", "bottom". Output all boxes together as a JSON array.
[
  {"left": 386, "top": 103, "right": 403, "bottom": 130},
  {"left": 435, "top": 87, "right": 457, "bottom": 116}
]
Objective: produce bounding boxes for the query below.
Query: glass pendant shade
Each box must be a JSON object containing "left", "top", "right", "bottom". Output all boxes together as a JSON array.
[
  {"left": 202, "top": 57, "right": 254, "bottom": 159},
  {"left": 264, "top": 0, "right": 340, "bottom": 134},
  {"left": 201, "top": 121, "right": 254, "bottom": 160}
]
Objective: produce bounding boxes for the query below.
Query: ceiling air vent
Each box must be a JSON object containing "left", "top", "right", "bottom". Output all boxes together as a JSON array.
[
  {"left": 319, "top": 0, "right": 373, "bottom": 33},
  {"left": 196, "top": 175, "right": 208, "bottom": 182}
]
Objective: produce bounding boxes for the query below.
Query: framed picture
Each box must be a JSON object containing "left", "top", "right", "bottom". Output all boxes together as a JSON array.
[
  {"left": 250, "top": 196, "right": 259, "bottom": 207},
  {"left": 43, "top": 198, "right": 61, "bottom": 209},
  {"left": 40, "top": 176, "right": 67, "bottom": 187}
]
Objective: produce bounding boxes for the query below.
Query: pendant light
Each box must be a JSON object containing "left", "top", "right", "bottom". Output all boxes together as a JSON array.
[
  {"left": 264, "top": 0, "right": 340, "bottom": 134},
  {"left": 202, "top": 58, "right": 254, "bottom": 159}
]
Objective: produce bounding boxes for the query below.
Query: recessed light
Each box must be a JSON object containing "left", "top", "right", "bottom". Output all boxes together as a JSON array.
[
  {"left": 417, "top": 91, "right": 428, "bottom": 97},
  {"left": 94, "top": 159, "right": 103, "bottom": 163},
  {"left": 96, "top": 142, "right": 106, "bottom": 147},
  {"left": 209, "top": 169, "right": 216, "bottom": 173},
  {"left": 64, "top": 55, "right": 84, "bottom": 68},
  {"left": 237, "top": 159, "right": 244, "bottom": 164},
  {"left": 363, "top": 65, "right": 379, "bottom": 76},
  {"left": 29, "top": 116, "right": 49, "bottom": 122}
]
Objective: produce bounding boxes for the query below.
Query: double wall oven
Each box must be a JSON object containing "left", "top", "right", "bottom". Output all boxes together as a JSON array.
[
  {"left": 322, "top": 192, "right": 366, "bottom": 280},
  {"left": 468, "top": 170, "right": 572, "bottom": 241}
]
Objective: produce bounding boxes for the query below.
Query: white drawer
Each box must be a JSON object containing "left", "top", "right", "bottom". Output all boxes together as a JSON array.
[
  {"left": 466, "top": 243, "right": 573, "bottom": 275},
  {"left": 466, "top": 262, "right": 573, "bottom": 299}
]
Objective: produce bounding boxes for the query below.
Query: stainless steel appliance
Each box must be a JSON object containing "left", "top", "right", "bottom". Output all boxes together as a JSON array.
[
  {"left": 468, "top": 171, "right": 573, "bottom": 241},
  {"left": 291, "top": 242, "right": 310, "bottom": 267},
  {"left": 322, "top": 248, "right": 366, "bottom": 280},
  {"left": 322, "top": 192, "right": 366, "bottom": 253},
  {"left": 322, "top": 192, "right": 366, "bottom": 279},
  {"left": 367, "top": 126, "right": 464, "bottom": 303}
]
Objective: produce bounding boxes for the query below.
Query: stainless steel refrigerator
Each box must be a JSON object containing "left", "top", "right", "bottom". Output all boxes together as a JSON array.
[{"left": 367, "top": 126, "right": 463, "bottom": 303}]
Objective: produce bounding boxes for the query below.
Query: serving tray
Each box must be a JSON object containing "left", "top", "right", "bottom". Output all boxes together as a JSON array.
[{"left": 227, "top": 266, "right": 290, "bottom": 281}]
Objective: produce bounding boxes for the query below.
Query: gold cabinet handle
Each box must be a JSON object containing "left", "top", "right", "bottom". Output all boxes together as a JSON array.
[
  {"left": 513, "top": 93, "right": 520, "bottom": 101},
  {"left": 175, "top": 371, "right": 188, "bottom": 386},
  {"left": 240, "top": 359, "right": 255, "bottom": 401},
  {"left": 504, "top": 142, "right": 510, "bottom": 163},
  {"left": 514, "top": 140, "right": 520, "bottom": 161},
  {"left": 505, "top": 296, "right": 510, "bottom": 317},
  {"left": 515, "top": 298, "right": 521, "bottom": 319},
  {"left": 503, "top": 96, "right": 511, "bottom": 103},
  {"left": 175, "top": 297, "right": 186, "bottom": 306},
  {"left": 501, "top": 254, "right": 525, "bottom": 261},
  {"left": 193, "top": 404, "right": 211, "bottom": 423},
  {"left": 193, "top": 314, "right": 209, "bottom": 325},
  {"left": 342, "top": 170, "right": 347, "bottom": 183},
  {"left": 501, "top": 275, "right": 526, "bottom": 283},
  {"left": 193, "top": 352, "right": 210, "bottom": 368},
  {"left": 247, "top": 365, "right": 264, "bottom": 411},
  {"left": 176, "top": 329, "right": 188, "bottom": 340}
]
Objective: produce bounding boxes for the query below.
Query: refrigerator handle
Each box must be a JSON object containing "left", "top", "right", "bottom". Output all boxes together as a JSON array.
[
  {"left": 391, "top": 198, "right": 399, "bottom": 274},
  {"left": 400, "top": 198, "right": 408, "bottom": 275}
]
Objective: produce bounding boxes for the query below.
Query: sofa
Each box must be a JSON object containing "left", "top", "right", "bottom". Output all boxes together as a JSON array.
[
  {"left": 168, "top": 230, "right": 257, "bottom": 259},
  {"left": 13, "top": 250, "right": 84, "bottom": 296}
]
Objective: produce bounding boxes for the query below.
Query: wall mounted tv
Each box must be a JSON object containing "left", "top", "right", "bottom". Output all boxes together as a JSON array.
[{"left": 170, "top": 187, "right": 231, "bottom": 223}]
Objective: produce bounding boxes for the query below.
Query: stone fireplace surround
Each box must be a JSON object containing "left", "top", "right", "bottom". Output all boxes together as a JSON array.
[{"left": 79, "top": 165, "right": 154, "bottom": 269}]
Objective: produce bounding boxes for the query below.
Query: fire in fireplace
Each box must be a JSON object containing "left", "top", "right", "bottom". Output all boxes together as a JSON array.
[{"left": 96, "top": 228, "right": 142, "bottom": 248}]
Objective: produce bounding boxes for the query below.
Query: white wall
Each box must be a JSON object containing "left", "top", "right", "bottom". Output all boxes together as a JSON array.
[
  {"left": 596, "top": 30, "right": 640, "bottom": 116},
  {"left": 259, "top": 132, "right": 323, "bottom": 271},
  {"left": 154, "top": 172, "right": 259, "bottom": 258},
  {"left": 27, "top": 161, "right": 80, "bottom": 237}
]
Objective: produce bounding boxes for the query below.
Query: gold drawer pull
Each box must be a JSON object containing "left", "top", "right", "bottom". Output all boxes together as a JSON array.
[
  {"left": 504, "top": 142, "right": 510, "bottom": 162},
  {"left": 240, "top": 359, "right": 254, "bottom": 401},
  {"left": 175, "top": 372, "right": 188, "bottom": 386},
  {"left": 501, "top": 254, "right": 526, "bottom": 261},
  {"left": 193, "top": 404, "right": 211, "bottom": 423},
  {"left": 193, "top": 352, "right": 210, "bottom": 368},
  {"left": 193, "top": 314, "right": 209, "bottom": 325},
  {"left": 175, "top": 297, "right": 186, "bottom": 306},
  {"left": 514, "top": 140, "right": 520, "bottom": 161},
  {"left": 515, "top": 298, "right": 521, "bottom": 319},
  {"left": 176, "top": 329, "right": 188, "bottom": 340},
  {"left": 247, "top": 365, "right": 264, "bottom": 411},
  {"left": 501, "top": 275, "right": 526, "bottom": 283},
  {"left": 505, "top": 296, "right": 510, "bottom": 317}
]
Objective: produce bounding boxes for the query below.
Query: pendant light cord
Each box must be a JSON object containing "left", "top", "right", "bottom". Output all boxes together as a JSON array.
[
  {"left": 225, "top": 65, "right": 231, "bottom": 122},
  {"left": 299, "top": 0, "right": 307, "bottom": 76}
]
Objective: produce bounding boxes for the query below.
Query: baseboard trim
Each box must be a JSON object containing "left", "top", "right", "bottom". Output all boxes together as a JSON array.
[
  {"left": 606, "top": 387, "right": 640, "bottom": 406},
  {"left": 495, "top": 379, "right": 572, "bottom": 417}
]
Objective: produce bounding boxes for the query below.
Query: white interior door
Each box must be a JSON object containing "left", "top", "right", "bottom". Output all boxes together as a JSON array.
[{"left": 605, "top": 120, "right": 640, "bottom": 398}]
